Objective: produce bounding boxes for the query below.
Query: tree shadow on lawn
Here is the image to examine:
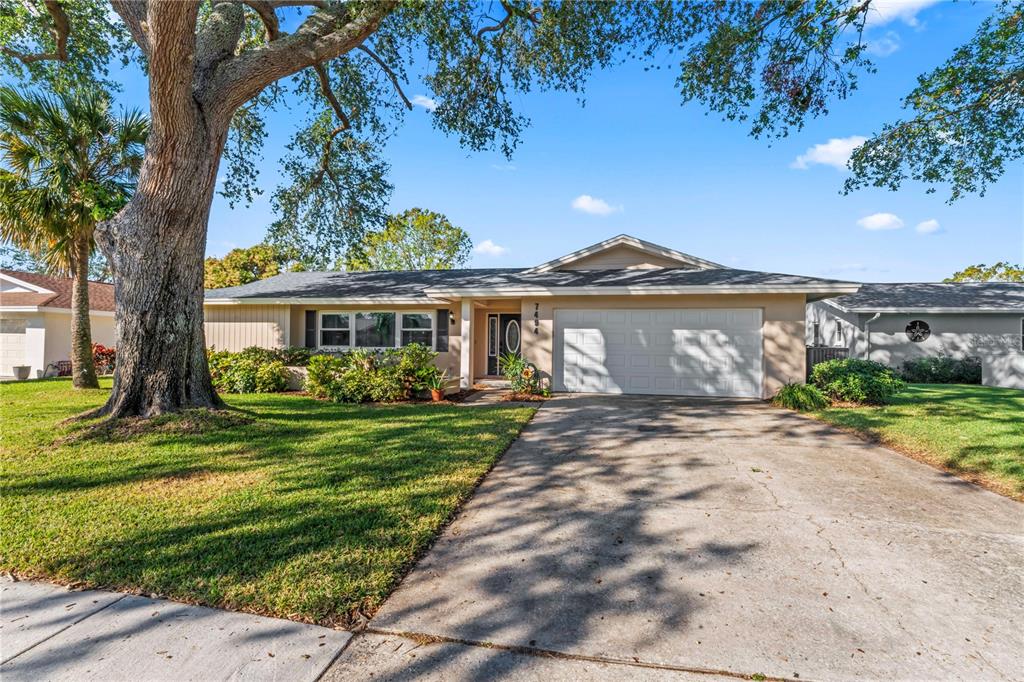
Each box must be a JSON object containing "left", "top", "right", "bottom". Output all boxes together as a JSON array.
[{"left": 3, "top": 394, "right": 535, "bottom": 625}]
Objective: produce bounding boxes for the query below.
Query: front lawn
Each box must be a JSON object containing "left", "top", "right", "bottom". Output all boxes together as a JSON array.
[
  {"left": 0, "top": 379, "right": 535, "bottom": 625},
  {"left": 811, "top": 384, "right": 1023, "bottom": 500}
]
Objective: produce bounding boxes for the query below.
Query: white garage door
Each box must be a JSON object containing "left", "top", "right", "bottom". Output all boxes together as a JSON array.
[
  {"left": 555, "top": 308, "right": 763, "bottom": 398},
  {"left": 0, "top": 317, "right": 27, "bottom": 377}
]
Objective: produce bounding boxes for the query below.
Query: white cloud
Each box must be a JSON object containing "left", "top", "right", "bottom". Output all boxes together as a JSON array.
[
  {"left": 915, "top": 218, "right": 942, "bottom": 234},
  {"left": 411, "top": 95, "right": 437, "bottom": 112},
  {"left": 791, "top": 136, "right": 867, "bottom": 170},
  {"left": 866, "top": 31, "right": 902, "bottom": 56},
  {"left": 864, "top": 0, "right": 941, "bottom": 28},
  {"left": 490, "top": 163, "right": 517, "bottom": 172},
  {"left": 571, "top": 194, "right": 621, "bottom": 216},
  {"left": 857, "top": 212, "right": 905, "bottom": 231},
  {"left": 473, "top": 239, "right": 508, "bottom": 257}
]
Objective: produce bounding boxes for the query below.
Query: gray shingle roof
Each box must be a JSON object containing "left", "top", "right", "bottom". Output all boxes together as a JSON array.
[
  {"left": 830, "top": 282, "right": 1024, "bottom": 312},
  {"left": 204, "top": 267, "right": 856, "bottom": 300}
]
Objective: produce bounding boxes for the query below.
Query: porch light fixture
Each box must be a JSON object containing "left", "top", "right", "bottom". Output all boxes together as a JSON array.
[{"left": 449, "top": 309, "right": 456, "bottom": 326}]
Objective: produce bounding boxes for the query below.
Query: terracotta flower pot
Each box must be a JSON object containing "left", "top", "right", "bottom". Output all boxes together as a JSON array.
[{"left": 430, "top": 388, "right": 444, "bottom": 402}]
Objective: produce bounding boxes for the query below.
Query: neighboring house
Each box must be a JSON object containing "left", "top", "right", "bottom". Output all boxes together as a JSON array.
[
  {"left": 0, "top": 270, "right": 116, "bottom": 378},
  {"left": 807, "top": 282, "right": 1024, "bottom": 389},
  {"left": 204, "top": 235, "right": 858, "bottom": 398}
]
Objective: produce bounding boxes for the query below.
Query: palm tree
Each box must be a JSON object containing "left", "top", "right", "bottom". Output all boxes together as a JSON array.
[{"left": 0, "top": 87, "right": 147, "bottom": 388}]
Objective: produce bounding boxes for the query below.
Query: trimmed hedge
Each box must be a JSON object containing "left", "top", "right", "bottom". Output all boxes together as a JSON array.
[
  {"left": 208, "top": 347, "right": 289, "bottom": 394},
  {"left": 810, "top": 358, "right": 905, "bottom": 405},
  {"left": 901, "top": 356, "right": 982, "bottom": 384},
  {"left": 771, "top": 383, "right": 830, "bottom": 411},
  {"left": 305, "top": 344, "right": 440, "bottom": 403}
]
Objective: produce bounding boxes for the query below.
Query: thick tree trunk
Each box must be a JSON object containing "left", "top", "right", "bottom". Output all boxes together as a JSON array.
[
  {"left": 93, "top": 108, "right": 228, "bottom": 418},
  {"left": 70, "top": 234, "right": 99, "bottom": 389}
]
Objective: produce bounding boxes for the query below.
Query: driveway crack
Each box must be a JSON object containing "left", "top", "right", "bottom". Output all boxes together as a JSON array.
[{"left": 363, "top": 627, "right": 805, "bottom": 681}]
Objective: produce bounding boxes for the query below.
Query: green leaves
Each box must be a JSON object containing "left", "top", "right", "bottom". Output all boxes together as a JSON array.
[
  {"left": 846, "top": 1, "right": 1024, "bottom": 201},
  {"left": 944, "top": 262, "right": 1024, "bottom": 283},
  {"left": 344, "top": 208, "right": 472, "bottom": 271}
]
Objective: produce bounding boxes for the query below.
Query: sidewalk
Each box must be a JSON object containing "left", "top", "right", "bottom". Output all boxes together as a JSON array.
[{"left": 0, "top": 578, "right": 350, "bottom": 681}]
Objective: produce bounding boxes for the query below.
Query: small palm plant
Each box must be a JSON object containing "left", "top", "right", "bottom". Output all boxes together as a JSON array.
[{"left": 0, "top": 86, "right": 147, "bottom": 387}]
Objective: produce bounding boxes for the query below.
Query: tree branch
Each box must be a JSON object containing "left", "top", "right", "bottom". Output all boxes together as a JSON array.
[
  {"left": 312, "top": 63, "right": 352, "bottom": 131},
  {"left": 195, "top": 2, "right": 245, "bottom": 79},
  {"left": 240, "top": 0, "right": 281, "bottom": 41},
  {"left": 477, "top": 0, "right": 540, "bottom": 40},
  {"left": 2, "top": 0, "right": 70, "bottom": 63},
  {"left": 355, "top": 44, "right": 412, "bottom": 109},
  {"left": 209, "top": 1, "right": 397, "bottom": 117},
  {"left": 110, "top": 0, "right": 150, "bottom": 55}
]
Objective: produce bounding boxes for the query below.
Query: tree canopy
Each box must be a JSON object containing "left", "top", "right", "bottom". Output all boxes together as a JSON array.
[
  {"left": 204, "top": 243, "right": 301, "bottom": 289},
  {"left": 344, "top": 208, "right": 471, "bottom": 271},
  {"left": 945, "top": 262, "right": 1024, "bottom": 283}
]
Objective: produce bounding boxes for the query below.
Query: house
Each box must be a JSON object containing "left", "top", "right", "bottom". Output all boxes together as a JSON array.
[
  {"left": 0, "top": 270, "right": 117, "bottom": 378},
  {"left": 204, "top": 235, "right": 859, "bottom": 398},
  {"left": 807, "top": 282, "right": 1024, "bottom": 389}
]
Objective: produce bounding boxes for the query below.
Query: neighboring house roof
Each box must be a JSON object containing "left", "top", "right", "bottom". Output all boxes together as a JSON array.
[
  {"left": 825, "top": 282, "right": 1024, "bottom": 314},
  {"left": 205, "top": 266, "right": 859, "bottom": 302},
  {"left": 0, "top": 270, "right": 116, "bottom": 312}
]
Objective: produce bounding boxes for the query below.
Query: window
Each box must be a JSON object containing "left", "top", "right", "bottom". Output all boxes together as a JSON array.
[
  {"left": 0, "top": 319, "right": 26, "bottom": 334},
  {"left": 400, "top": 313, "right": 432, "bottom": 347},
  {"left": 355, "top": 312, "right": 396, "bottom": 347},
  {"left": 320, "top": 313, "right": 349, "bottom": 347},
  {"left": 812, "top": 322, "right": 821, "bottom": 346},
  {"left": 836, "top": 322, "right": 845, "bottom": 346}
]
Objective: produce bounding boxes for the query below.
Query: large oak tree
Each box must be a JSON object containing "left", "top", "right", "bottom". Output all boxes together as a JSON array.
[{"left": 2, "top": 0, "right": 1020, "bottom": 417}]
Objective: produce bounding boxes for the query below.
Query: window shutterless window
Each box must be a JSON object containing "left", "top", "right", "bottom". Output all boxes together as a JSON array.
[
  {"left": 400, "top": 313, "right": 433, "bottom": 347},
  {"left": 355, "top": 312, "right": 396, "bottom": 347},
  {"left": 320, "top": 313, "right": 350, "bottom": 347}
]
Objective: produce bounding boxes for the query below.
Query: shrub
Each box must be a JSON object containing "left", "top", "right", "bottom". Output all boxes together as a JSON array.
[
  {"left": 500, "top": 352, "right": 539, "bottom": 394},
  {"left": 771, "top": 383, "right": 830, "bottom": 411},
  {"left": 810, "top": 358, "right": 905, "bottom": 405},
  {"left": 900, "top": 356, "right": 982, "bottom": 384},
  {"left": 276, "top": 346, "right": 314, "bottom": 366},
  {"left": 207, "top": 348, "right": 288, "bottom": 394},
  {"left": 91, "top": 344, "right": 116, "bottom": 374},
  {"left": 304, "top": 344, "right": 438, "bottom": 403}
]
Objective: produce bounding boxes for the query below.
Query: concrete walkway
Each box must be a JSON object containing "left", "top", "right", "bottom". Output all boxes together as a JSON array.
[
  {"left": 0, "top": 578, "right": 350, "bottom": 681},
  {"left": 325, "top": 395, "right": 1024, "bottom": 681}
]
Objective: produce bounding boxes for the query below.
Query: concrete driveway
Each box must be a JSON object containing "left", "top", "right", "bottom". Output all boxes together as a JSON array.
[{"left": 328, "top": 395, "right": 1024, "bottom": 681}]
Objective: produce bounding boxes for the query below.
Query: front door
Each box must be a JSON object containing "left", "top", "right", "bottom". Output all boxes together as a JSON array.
[{"left": 486, "top": 314, "right": 521, "bottom": 376}]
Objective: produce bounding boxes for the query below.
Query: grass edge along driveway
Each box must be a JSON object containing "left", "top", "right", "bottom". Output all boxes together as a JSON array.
[
  {"left": 0, "top": 378, "right": 536, "bottom": 626},
  {"left": 807, "top": 383, "right": 1023, "bottom": 501}
]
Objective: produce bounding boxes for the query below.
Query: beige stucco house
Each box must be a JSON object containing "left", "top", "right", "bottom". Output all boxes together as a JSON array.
[
  {"left": 204, "top": 235, "right": 859, "bottom": 399},
  {"left": 0, "top": 270, "right": 117, "bottom": 378},
  {"left": 807, "top": 282, "right": 1024, "bottom": 389}
]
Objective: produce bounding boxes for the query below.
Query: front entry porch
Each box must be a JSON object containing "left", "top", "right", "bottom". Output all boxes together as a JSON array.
[{"left": 458, "top": 298, "right": 524, "bottom": 389}]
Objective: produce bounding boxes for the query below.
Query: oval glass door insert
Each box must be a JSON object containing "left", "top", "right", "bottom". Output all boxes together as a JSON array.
[{"left": 505, "top": 319, "right": 521, "bottom": 353}]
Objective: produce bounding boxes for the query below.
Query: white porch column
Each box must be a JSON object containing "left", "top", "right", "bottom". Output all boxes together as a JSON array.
[{"left": 460, "top": 298, "right": 472, "bottom": 389}]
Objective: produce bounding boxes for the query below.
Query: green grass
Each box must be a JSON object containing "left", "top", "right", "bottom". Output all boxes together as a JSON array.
[
  {"left": 811, "top": 384, "right": 1024, "bottom": 499},
  {"left": 0, "top": 378, "right": 535, "bottom": 625}
]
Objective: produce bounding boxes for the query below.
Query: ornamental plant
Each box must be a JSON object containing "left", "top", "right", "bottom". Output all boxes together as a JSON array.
[
  {"left": 91, "top": 343, "right": 116, "bottom": 374},
  {"left": 810, "top": 358, "right": 905, "bottom": 405}
]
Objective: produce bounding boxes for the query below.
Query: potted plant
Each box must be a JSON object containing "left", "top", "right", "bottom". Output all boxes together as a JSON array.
[
  {"left": 12, "top": 365, "right": 30, "bottom": 381},
  {"left": 427, "top": 369, "right": 448, "bottom": 401}
]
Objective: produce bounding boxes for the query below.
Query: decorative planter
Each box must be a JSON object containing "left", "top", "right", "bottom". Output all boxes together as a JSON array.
[
  {"left": 430, "top": 388, "right": 445, "bottom": 402},
  {"left": 12, "top": 365, "right": 31, "bottom": 381}
]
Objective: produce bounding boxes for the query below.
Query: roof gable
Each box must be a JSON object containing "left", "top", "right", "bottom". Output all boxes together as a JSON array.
[
  {"left": 0, "top": 269, "right": 115, "bottom": 312},
  {"left": 523, "top": 235, "right": 721, "bottom": 273}
]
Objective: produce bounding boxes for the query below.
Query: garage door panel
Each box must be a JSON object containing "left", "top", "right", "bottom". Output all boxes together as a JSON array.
[{"left": 556, "top": 308, "right": 763, "bottom": 398}]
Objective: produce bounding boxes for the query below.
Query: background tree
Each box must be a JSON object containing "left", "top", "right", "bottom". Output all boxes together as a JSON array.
[
  {"left": 0, "top": 86, "right": 146, "bottom": 388},
  {"left": 4, "top": 1, "right": 1020, "bottom": 417},
  {"left": 345, "top": 208, "right": 471, "bottom": 271},
  {"left": 204, "top": 243, "right": 301, "bottom": 289},
  {"left": 945, "top": 262, "right": 1024, "bottom": 283}
]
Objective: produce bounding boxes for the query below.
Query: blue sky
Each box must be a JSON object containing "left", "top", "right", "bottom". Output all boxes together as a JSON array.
[{"left": 118, "top": 1, "right": 1022, "bottom": 281}]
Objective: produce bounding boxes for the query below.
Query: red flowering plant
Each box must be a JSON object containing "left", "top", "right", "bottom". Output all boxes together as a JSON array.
[{"left": 92, "top": 344, "right": 116, "bottom": 374}]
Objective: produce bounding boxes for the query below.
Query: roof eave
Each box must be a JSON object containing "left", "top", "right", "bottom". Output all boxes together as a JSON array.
[
  {"left": 841, "top": 306, "right": 1022, "bottom": 314},
  {"left": 204, "top": 296, "right": 445, "bottom": 305},
  {"left": 423, "top": 284, "right": 863, "bottom": 298}
]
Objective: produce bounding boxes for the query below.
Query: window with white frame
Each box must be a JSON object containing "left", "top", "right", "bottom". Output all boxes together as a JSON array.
[
  {"left": 320, "top": 313, "right": 350, "bottom": 348},
  {"left": 400, "top": 313, "right": 433, "bottom": 347},
  {"left": 319, "top": 311, "right": 436, "bottom": 350}
]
